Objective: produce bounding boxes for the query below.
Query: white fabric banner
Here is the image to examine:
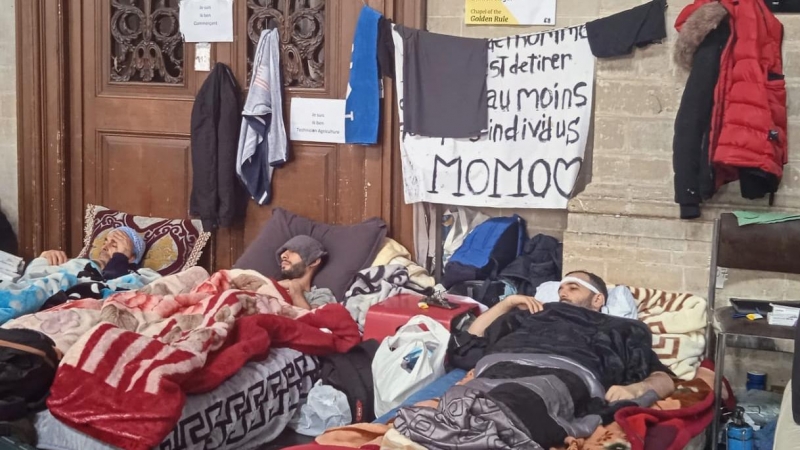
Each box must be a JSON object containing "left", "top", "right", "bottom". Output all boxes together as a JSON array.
[{"left": 394, "top": 25, "right": 595, "bottom": 209}]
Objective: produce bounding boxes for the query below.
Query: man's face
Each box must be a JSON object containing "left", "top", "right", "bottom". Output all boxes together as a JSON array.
[
  {"left": 558, "top": 272, "right": 601, "bottom": 311},
  {"left": 98, "top": 230, "right": 135, "bottom": 266},
  {"left": 279, "top": 250, "right": 307, "bottom": 280}
]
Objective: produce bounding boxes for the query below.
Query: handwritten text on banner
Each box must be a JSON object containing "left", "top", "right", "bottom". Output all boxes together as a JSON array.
[{"left": 393, "top": 25, "right": 596, "bottom": 209}]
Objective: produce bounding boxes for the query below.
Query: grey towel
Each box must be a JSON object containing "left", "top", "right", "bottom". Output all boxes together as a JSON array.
[{"left": 395, "top": 25, "right": 488, "bottom": 139}]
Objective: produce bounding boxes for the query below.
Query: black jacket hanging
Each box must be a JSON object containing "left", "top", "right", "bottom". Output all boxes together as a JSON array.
[
  {"left": 189, "top": 63, "right": 244, "bottom": 230},
  {"left": 0, "top": 208, "right": 17, "bottom": 256},
  {"left": 672, "top": 3, "right": 730, "bottom": 219}
]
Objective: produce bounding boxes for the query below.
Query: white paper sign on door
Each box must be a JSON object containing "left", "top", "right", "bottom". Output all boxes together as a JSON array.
[
  {"left": 290, "top": 98, "right": 347, "bottom": 144},
  {"left": 179, "top": 0, "right": 234, "bottom": 43}
]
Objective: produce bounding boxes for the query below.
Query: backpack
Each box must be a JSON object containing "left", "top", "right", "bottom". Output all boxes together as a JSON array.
[
  {"left": 319, "top": 339, "right": 380, "bottom": 423},
  {"left": 0, "top": 329, "right": 61, "bottom": 422},
  {"left": 499, "top": 234, "right": 563, "bottom": 297},
  {"left": 441, "top": 215, "right": 527, "bottom": 290}
]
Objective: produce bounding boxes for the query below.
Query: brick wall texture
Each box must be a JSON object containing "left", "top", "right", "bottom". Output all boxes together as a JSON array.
[
  {"left": 428, "top": 0, "right": 800, "bottom": 385},
  {"left": 428, "top": 0, "right": 800, "bottom": 299},
  {"left": 0, "top": 0, "right": 16, "bottom": 235}
]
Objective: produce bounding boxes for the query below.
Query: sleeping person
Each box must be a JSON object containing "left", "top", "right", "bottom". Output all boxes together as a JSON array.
[
  {"left": 276, "top": 235, "right": 336, "bottom": 309},
  {"left": 0, "top": 226, "right": 161, "bottom": 324},
  {"left": 393, "top": 270, "right": 676, "bottom": 449}
]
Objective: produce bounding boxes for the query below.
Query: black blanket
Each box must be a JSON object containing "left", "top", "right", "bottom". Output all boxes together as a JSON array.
[{"left": 449, "top": 301, "right": 671, "bottom": 388}]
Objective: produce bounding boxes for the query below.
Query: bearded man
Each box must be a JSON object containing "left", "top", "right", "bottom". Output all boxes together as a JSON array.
[{"left": 275, "top": 235, "right": 335, "bottom": 310}]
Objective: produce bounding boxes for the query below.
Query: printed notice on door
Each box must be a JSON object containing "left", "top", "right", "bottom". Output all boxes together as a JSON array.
[
  {"left": 290, "top": 98, "right": 347, "bottom": 144},
  {"left": 179, "top": 0, "right": 234, "bottom": 42},
  {"left": 465, "top": 0, "right": 556, "bottom": 26},
  {"left": 392, "top": 25, "right": 595, "bottom": 209}
]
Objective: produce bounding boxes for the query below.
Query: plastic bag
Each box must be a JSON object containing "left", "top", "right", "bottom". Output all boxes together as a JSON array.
[
  {"left": 372, "top": 315, "right": 450, "bottom": 417},
  {"left": 293, "top": 380, "right": 352, "bottom": 436}
]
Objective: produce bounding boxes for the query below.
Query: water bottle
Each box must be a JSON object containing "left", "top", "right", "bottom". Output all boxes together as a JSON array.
[{"left": 727, "top": 407, "right": 754, "bottom": 450}]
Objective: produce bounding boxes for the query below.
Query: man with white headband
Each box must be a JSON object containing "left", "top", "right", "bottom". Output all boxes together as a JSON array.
[{"left": 439, "top": 270, "right": 676, "bottom": 447}]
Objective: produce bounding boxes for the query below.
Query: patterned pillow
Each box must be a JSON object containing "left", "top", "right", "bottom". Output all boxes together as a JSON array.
[{"left": 78, "top": 205, "right": 211, "bottom": 276}]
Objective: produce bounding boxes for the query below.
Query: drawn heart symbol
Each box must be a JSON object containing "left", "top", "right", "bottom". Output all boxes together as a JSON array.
[{"left": 554, "top": 157, "right": 583, "bottom": 199}]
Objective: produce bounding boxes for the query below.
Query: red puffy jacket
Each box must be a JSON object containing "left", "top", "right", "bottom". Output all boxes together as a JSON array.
[{"left": 677, "top": 0, "right": 787, "bottom": 195}]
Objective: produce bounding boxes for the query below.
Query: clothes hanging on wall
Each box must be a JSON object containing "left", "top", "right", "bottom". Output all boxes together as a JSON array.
[
  {"left": 189, "top": 62, "right": 243, "bottom": 231},
  {"left": 237, "top": 28, "right": 288, "bottom": 206},
  {"left": 345, "top": 5, "right": 381, "bottom": 145},
  {"left": 394, "top": 25, "right": 489, "bottom": 139},
  {"left": 585, "top": 0, "right": 667, "bottom": 58},
  {"left": 377, "top": 17, "right": 395, "bottom": 79},
  {"left": 672, "top": 2, "right": 729, "bottom": 220},
  {"left": 672, "top": 0, "right": 787, "bottom": 218}
]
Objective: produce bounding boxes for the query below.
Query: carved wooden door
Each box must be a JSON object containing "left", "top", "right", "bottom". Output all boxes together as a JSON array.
[{"left": 66, "top": 0, "right": 411, "bottom": 268}]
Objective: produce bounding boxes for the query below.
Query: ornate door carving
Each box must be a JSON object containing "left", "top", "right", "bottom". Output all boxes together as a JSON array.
[{"left": 40, "top": 0, "right": 422, "bottom": 268}]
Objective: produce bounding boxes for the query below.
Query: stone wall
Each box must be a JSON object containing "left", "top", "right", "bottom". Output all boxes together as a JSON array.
[
  {"left": 428, "top": 0, "right": 800, "bottom": 387},
  {"left": 0, "top": 0, "right": 16, "bottom": 236}
]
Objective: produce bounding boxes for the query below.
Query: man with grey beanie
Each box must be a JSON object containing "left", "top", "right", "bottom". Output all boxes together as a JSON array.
[{"left": 276, "top": 235, "right": 334, "bottom": 310}]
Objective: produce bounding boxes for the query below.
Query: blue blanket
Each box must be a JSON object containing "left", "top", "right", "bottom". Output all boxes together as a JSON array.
[{"left": 0, "top": 257, "right": 160, "bottom": 324}]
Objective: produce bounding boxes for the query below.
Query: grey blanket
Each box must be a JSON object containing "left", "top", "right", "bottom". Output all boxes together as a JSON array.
[{"left": 394, "top": 353, "right": 657, "bottom": 449}]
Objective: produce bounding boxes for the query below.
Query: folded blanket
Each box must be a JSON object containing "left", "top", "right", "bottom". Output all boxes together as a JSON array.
[
  {"left": 41, "top": 269, "right": 360, "bottom": 450},
  {"left": 614, "top": 368, "right": 715, "bottom": 450},
  {"left": 631, "top": 288, "right": 707, "bottom": 379},
  {"left": 0, "top": 257, "right": 160, "bottom": 325},
  {"left": 344, "top": 265, "right": 430, "bottom": 328}
]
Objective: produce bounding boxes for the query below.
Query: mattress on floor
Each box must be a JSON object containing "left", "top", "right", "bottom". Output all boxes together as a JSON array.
[{"left": 35, "top": 348, "right": 319, "bottom": 450}]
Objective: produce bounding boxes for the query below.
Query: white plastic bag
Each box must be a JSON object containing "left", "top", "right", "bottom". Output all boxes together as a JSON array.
[
  {"left": 293, "top": 380, "right": 352, "bottom": 436},
  {"left": 372, "top": 315, "right": 451, "bottom": 417}
]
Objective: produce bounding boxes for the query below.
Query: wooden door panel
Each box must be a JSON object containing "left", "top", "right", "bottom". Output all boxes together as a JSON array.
[
  {"left": 80, "top": 0, "right": 201, "bottom": 225},
  {"left": 21, "top": 0, "right": 420, "bottom": 262},
  {"left": 92, "top": 99, "right": 194, "bottom": 133},
  {"left": 98, "top": 133, "right": 191, "bottom": 218},
  {"left": 242, "top": 144, "right": 338, "bottom": 247}
]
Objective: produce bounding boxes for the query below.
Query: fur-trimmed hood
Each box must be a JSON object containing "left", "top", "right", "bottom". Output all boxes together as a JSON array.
[{"left": 674, "top": 2, "right": 728, "bottom": 70}]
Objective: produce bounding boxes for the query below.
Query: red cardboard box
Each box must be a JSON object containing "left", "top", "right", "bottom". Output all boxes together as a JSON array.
[{"left": 362, "top": 294, "right": 481, "bottom": 343}]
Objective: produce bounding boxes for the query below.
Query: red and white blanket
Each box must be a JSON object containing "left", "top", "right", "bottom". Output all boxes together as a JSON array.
[{"left": 38, "top": 269, "right": 359, "bottom": 450}]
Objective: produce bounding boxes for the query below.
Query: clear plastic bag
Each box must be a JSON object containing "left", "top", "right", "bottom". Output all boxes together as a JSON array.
[{"left": 293, "top": 381, "right": 352, "bottom": 437}]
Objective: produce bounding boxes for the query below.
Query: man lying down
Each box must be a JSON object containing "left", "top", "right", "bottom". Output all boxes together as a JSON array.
[
  {"left": 0, "top": 227, "right": 160, "bottom": 325},
  {"left": 393, "top": 270, "right": 675, "bottom": 450}
]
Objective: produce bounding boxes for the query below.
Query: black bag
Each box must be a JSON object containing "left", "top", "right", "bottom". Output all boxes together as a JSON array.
[
  {"left": 499, "top": 234, "right": 562, "bottom": 297},
  {"left": 0, "top": 329, "right": 61, "bottom": 422},
  {"left": 448, "top": 277, "right": 506, "bottom": 308},
  {"left": 319, "top": 339, "right": 380, "bottom": 423},
  {"left": 0, "top": 210, "right": 17, "bottom": 256}
]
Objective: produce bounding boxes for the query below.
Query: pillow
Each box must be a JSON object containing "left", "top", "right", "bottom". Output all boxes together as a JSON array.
[
  {"left": 533, "top": 281, "right": 638, "bottom": 318},
  {"left": 234, "top": 208, "right": 388, "bottom": 301},
  {"left": 78, "top": 204, "right": 211, "bottom": 276}
]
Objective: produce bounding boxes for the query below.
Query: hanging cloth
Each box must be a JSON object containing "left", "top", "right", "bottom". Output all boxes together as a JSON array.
[
  {"left": 345, "top": 6, "right": 381, "bottom": 145},
  {"left": 585, "top": 0, "right": 667, "bottom": 58},
  {"left": 394, "top": 25, "right": 488, "bottom": 139},
  {"left": 377, "top": 16, "right": 396, "bottom": 79},
  {"left": 189, "top": 63, "right": 242, "bottom": 230},
  {"left": 236, "top": 28, "right": 288, "bottom": 205}
]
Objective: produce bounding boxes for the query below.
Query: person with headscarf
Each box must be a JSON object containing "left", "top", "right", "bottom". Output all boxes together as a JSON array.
[
  {"left": 39, "top": 226, "right": 146, "bottom": 280},
  {"left": 0, "top": 227, "right": 159, "bottom": 324}
]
